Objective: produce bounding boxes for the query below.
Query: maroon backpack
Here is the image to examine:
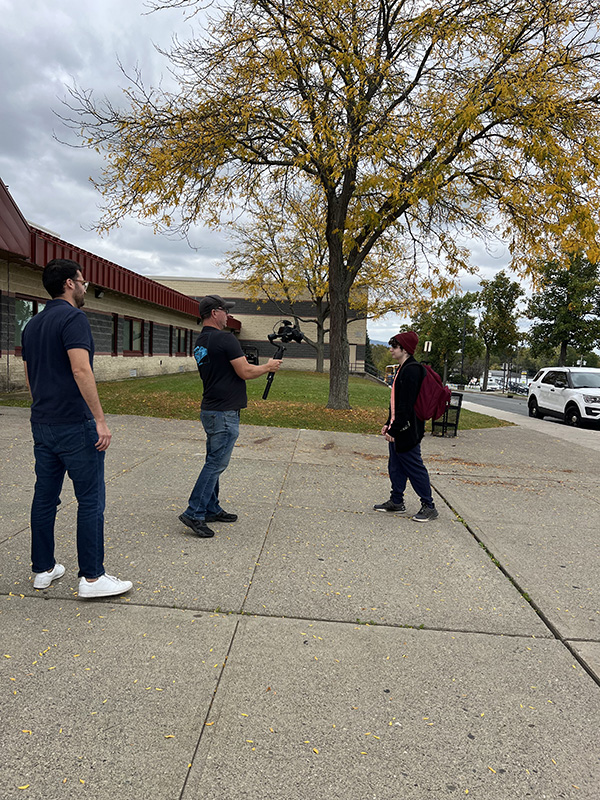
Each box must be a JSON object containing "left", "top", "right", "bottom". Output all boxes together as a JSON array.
[{"left": 414, "top": 364, "right": 452, "bottom": 421}]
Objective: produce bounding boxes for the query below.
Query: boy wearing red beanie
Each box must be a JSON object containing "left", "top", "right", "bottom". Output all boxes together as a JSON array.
[{"left": 374, "top": 331, "right": 439, "bottom": 522}]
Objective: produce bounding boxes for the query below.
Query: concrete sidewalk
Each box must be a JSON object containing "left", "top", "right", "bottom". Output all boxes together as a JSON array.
[{"left": 1, "top": 405, "right": 599, "bottom": 799}]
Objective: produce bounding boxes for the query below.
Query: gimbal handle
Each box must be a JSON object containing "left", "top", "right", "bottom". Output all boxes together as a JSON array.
[{"left": 262, "top": 344, "right": 286, "bottom": 400}]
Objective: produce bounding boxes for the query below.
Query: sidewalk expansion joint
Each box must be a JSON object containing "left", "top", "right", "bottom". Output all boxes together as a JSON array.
[
  {"left": 239, "top": 428, "right": 303, "bottom": 614},
  {"left": 433, "top": 485, "right": 600, "bottom": 689},
  {"left": 83, "top": 598, "right": 550, "bottom": 641},
  {"left": 177, "top": 619, "right": 241, "bottom": 800}
]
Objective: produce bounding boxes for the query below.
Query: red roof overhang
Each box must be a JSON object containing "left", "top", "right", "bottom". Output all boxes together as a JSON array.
[
  {"left": 1, "top": 177, "right": 243, "bottom": 328},
  {"left": 29, "top": 228, "right": 201, "bottom": 318},
  {"left": 0, "top": 179, "right": 30, "bottom": 258}
]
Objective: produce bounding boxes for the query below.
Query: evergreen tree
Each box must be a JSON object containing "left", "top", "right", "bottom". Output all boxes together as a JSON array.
[
  {"left": 478, "top": 272, "right": 524, "bottom": 389},
  {"left": 412, "top": 294, "right": 481, "bottom": 383},
  {"left": 526, "top": 254, "right": 600, "bottom": 366}
]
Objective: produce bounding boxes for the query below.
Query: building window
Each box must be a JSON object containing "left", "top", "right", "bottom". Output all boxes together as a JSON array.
[
  {"left": 123, "top": 317, "right": 143, "bottom": 355},
  {"left": 147, "top": 321, "right": 154, "bottom": 356},
  {"left": 15, "top": 297, "right": 45, "bottom": 351},
  {"left": 174, "top": 327, "right": 187, "bottom": 356},
  {"left": 111, "top": 314, "right": 119, "bottom": 356}
]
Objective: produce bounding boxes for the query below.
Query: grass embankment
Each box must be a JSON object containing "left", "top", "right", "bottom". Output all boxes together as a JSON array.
[{"left": 0, "top": 370, "right": 510, "bottom": 434}]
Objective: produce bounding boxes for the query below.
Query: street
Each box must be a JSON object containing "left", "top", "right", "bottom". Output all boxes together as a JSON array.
[
  {"left": 462, "top": 388, "right": 600, "bottom": 432},
  {"left": 460, "top": 389, "right": 530, "bottom": 417}
]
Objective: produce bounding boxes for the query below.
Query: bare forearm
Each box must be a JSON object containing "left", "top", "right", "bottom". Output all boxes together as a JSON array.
[
  {"left": 232, "top": 357, "right": 282, "bottom": 381},
  {"left": 72, "top": 367, "right": 105, "bottom": 422},
  {"left": 23, "top": 363, "right": 32, "bottom": 399}
]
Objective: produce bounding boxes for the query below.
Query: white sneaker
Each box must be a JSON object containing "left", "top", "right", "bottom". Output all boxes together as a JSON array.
[
  {"left": 33, "top": 563, "right": 65, "bottom": 589},
  {"left": 78, "top": 573, "right": 133, "bottom": 599}
]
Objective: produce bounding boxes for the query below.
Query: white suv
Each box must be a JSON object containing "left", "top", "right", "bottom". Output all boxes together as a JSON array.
[{"left": 527, "top": 367, "right": 600, "bottom": 427}]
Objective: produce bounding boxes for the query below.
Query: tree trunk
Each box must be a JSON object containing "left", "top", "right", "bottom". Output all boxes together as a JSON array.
[
  {"left": 327, "top": 248, "right": 350, "bottom": 409},
  {"left": 559, "top": 340, "right": 567, "bottom": 366},
  {"left": 316, "top": 323, "right": 325, "bottom": 373},
  {"left": 482, "top": 347, "right": 490, "bottom": 390},
  {"left": 442, "top": 357, "right": 449, "bottom": 384}
]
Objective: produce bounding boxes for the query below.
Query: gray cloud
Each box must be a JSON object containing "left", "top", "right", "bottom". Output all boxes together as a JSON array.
[
  {"left": 1, "top": 0, "right": 520, "bottom": 343},
  {"left": 1, "top": 0, "right": 218, "bottom": 280}
]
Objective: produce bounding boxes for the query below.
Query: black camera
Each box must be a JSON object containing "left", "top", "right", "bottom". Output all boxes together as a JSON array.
[
  {"left": 263, "top": 321, "right": 305, "bottom": 400},
  {"left": 268, "top": 320, "right": 305, "bottom": 345}
]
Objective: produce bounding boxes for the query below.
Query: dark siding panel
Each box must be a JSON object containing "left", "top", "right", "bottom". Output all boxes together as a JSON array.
[
  {"left": 0, "top": 293, "right": 9, "bottom": 353},
  {"left": 237, "top": 340, "right": 365, "bottom": 362},
  {"left": 115, "top": 317, "right": 123, "bottom": 355},
  {"left": 153, "top": 323, "right": 170, "bottom": 355},
  {"left": 85, "top": 311, "right": 113, "bottom": 354},
  {"left": 3, "top": 295, "right": 15, "bottom": 353},
  {"left": 190, "top": 295, "right": 360, "bottom": 320},
  {"left": 192, "top": 297, "right": 317, "bottom": 318}
]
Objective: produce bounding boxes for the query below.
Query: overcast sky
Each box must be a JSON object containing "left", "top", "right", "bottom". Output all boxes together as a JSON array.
[{"left": 0, "top": 0, "right": 513, "bottom": 342}]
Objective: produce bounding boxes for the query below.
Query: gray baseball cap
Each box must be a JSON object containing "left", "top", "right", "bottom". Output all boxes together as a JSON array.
[{"left": 198, "top": 294, "right": 235, "bottom": 316}]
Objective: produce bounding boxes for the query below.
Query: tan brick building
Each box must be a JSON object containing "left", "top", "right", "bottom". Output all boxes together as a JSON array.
[
  {"left": 0, "top": 179, "right": 201, "bottom": 392},
  {"left": 154, "top": 277, "right": 367, "bottom": 373},
  {"left": 1, "top": 179, "right": 366, "bottom": 391}
]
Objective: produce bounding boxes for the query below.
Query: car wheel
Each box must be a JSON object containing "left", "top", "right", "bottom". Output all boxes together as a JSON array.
[
  {"left": 565, "top": 405, "right": 582, "bottom": 427},
  {"left": 528, "top": 398, "right": 543, "bottom": 419}
]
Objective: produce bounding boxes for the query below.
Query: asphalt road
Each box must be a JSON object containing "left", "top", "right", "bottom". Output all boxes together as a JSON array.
[
  {"left": 460, "top": 389, "right": 530, "bottom": 417},
  {"left": 463, "top": 389, "right": 600, "bottom": 433}
]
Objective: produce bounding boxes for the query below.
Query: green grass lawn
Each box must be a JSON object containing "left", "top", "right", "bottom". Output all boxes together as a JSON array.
[{"left": 0, "top": 370, "right": 510, "bottom": 434}]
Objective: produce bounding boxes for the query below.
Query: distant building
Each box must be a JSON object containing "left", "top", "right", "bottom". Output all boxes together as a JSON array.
[
  {"left": 153, "top": 277, "right": 367, "bottom": 373},
  {"left": 0, "top": 179, "right": 202, "bottom": 392},
  {"left": 0, "top": 178, "right": 366, "bottom": 391}
]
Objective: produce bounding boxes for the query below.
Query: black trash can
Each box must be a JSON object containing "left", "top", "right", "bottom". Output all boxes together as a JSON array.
[{"left": 431, "top": 391, "right": 463, "bottom": 437}]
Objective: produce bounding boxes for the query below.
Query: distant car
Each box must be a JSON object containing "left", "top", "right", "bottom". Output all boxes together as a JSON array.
[
  {"left": 527, "top": 367, "right": 600, "bottom": 427},
  {"left": 480, "top": 377, "right": 502, "bottom": 391},
  {"left": 506, "top": 380, "right": 529, "bottom": 395}
]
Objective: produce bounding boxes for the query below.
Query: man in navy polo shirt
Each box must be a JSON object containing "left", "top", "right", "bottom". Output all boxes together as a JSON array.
[{"left": 21, "top": 258, "right": 132, "bottom": 599}]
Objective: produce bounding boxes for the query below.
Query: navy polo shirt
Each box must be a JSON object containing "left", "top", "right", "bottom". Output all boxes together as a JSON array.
[{"left": 21, "top": 299, "right": 95, "bottom": 424}]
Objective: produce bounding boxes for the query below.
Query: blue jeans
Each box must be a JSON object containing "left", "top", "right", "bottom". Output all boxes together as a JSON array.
[
  {"left": 185, "top": 409, "right": 240, "bottom": 520},
  {"left": 31, "top": 421, "right": 105, "bottom": 579},
  {"left": 388, "top": 441, "right": 434, "bottom": 507}
]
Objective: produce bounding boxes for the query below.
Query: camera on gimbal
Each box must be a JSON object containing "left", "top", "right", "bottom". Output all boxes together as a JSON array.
[
  {"left": 262, "top": 320, "right": 306, "bottom": 400},
  {"left": 268, "top": 320, "right": 305, "bottom": 345}
]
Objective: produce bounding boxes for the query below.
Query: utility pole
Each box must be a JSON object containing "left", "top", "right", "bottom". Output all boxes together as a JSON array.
[{"left": 460, "top": 316, "right": 466, "bottom": 383}]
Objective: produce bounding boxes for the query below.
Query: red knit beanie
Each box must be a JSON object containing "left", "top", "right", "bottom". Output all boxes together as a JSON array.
[{"left": 391, "top": 330, "right": 419, "bottom": 355}]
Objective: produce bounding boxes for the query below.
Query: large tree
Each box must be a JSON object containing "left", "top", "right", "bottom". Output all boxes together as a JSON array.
[
  {"left": 478, "top": 271, "right": 524, "bottom": 389},
  {"left": 411, "top": 294, "right": 481, "bottom": 383},
  {"left": 64, "top": 0, "right": 600, "bottom": 408},
  {"left": 224, "top": 188, "right": 331, "bottom": 372},
  {"left": 224, "top": 186, "right": 420, "bottom": 371},
  {"left": 526, "top": 253, "right": 600, "bottom": 366}
]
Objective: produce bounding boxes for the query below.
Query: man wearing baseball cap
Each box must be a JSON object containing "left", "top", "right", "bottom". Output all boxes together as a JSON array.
[
  {"left": 179, "top": 295, "right": 282, "bottom": 538},
  {"left": 373, "top": 330, "right": 439, "bottom": 522}
]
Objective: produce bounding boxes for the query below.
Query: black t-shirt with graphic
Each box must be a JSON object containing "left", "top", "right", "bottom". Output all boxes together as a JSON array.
[{"left": 194, "top": 327, "right": 247, "bottom": 411}]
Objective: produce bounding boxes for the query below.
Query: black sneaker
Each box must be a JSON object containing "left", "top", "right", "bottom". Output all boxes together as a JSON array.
[
  {"left": 205, "top": 511, "right": 238, "bottom": 523},
  {"left": 412, "top": 504, "right": 439, "bottom": 522},
  {"left": 178, "top": 514, "right": 215, "bottom": 538},
  {"left": 373, "top": 499, "right": 406, "bottom": 513}
]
